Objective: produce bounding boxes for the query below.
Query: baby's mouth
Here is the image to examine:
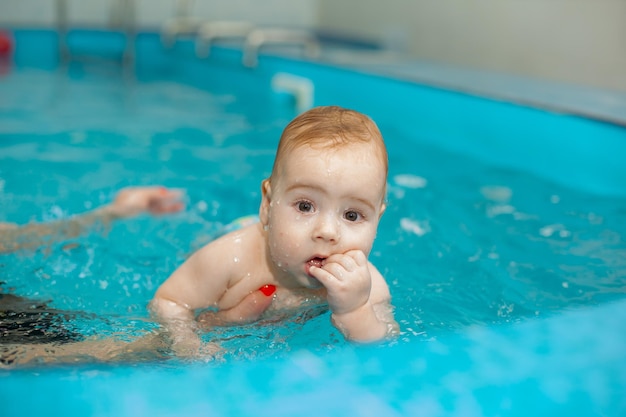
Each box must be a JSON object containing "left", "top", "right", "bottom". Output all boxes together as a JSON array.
[
  {"left": 308, "top": 257, "right": 326, "bottom": 268},
  {"left": 305, "top": 257, "right": 327, "bottom": 287},
  {"left": 307, "top": 257, "right": 326, "bottom": 269}
]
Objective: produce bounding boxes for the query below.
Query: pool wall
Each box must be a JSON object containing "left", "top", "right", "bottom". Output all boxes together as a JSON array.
[{"left": 2, "top": 30, "right": 626, "bottom": 417}]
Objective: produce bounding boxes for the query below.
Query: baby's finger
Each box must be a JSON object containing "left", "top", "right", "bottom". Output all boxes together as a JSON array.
[
  {"left": 324, "top": 253, "right": 358, "bottom": 273},
  {"left": 309, "top": 265, "right": 339, "bottom": 287},
  {"left": 342, "top": 249, "right": 368, "bottom": 266}
]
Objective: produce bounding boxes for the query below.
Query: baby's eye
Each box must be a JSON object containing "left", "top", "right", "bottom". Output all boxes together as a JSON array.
[
  {"left": 344, "top": 210, "right": 362, "bottom": 222},
  {"left": 297, "top": 201, "right": 314, "bottom": 213}
]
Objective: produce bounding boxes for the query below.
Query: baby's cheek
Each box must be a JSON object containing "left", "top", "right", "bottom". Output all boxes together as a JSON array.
[{"left": 354, "top": 249, "right": 369, "bottom": 264}]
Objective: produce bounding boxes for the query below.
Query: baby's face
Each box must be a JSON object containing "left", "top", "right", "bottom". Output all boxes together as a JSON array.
[{"left": 262, "top": 142, "right": 387, "bottom": 288}]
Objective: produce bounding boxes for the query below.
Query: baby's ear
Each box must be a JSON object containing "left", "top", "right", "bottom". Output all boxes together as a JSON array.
[
  {"left": 379, "top": 202, "right": 387, "bottom": 219},
  {"left": 259, "top": 179, "right": 272, "bottom": 226}
]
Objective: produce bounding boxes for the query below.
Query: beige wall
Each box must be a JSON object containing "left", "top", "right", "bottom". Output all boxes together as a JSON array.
[
  {"left": 2, "top": 0, "right": 624, "bottom": 91},
  {"left": 0, "top": 0, "right": 317, "bottom": 29},
  {"left": 317, "top": 0, "right": 626, "bottom": 92}
]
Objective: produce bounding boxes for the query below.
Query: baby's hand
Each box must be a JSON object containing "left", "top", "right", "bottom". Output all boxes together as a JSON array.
[
  {"left": 197, "top": 287, "right": 275, "bottom": 329},
  {"left": 309, "top": 250, "right": 371, "bottom": 315},
  {"left": 108, "top": 186, "right": 185, "bottom": 218}
]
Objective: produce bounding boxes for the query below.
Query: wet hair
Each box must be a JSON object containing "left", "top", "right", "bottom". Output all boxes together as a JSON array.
[{"left": 270, "top": 106, "right": 388, "bottom": 180}]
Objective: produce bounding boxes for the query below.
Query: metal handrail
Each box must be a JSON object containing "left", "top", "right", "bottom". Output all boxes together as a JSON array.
[
  {"left": 160, "top": 0, "right": 202, "bottom": 47},
  {"left": 196, "top": 21, "right": 255, "bottom": 58},
  {"left": 242, "top": 28, "right": 320, "bottom": 68}
]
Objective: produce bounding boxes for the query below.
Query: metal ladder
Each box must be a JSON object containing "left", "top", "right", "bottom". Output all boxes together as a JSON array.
[{"left": 55, "top": 0, "right": 136, "bottom": 64}]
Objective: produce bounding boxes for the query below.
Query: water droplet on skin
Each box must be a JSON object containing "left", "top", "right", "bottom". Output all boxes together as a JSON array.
[{"left": 233, "top": 257, "right": 240, "bottom": 263}]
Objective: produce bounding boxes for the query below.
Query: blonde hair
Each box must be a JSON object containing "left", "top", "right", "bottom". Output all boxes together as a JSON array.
[{"left": 270, "top": 106, "right": 388, "bottom": 180}]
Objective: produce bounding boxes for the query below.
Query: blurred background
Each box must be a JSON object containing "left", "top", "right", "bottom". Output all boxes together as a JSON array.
[{"left": 0, "top": 0, "right": 624, "bottom": 92}]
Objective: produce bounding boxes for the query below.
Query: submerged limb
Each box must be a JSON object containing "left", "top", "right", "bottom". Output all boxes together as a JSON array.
[
  {"left": 0, "top": 330, "right": 222, "bottom": 369},
  {"left": 0, "top": 186, "right": 185, "bottom": 254},
  {"left": 0, "top": 286, "right": 277, "bottom": 368},
  {"left": 0, "top": 292, "right": 184, "bottom": 368},
  {"left": 0, "top": 335, "right": 167, "bottom": 368},
  {"left": 148, "top": 297, "right": 204, "bottom": 358}
]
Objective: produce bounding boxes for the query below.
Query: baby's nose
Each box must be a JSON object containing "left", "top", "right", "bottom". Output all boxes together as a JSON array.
[{"left": 313, "top": 215, "right": 340, "bottom": 243}]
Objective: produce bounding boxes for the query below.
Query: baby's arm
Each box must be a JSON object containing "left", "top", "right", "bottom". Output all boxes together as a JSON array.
[
  {"left": 149, "top": 249, "right": 214, "bottom": 356},
  {"left": 1, "top": 186, "right": 184, "bottom": 253},
  {"left": 309, "top": 250, "right": 398, "bottom": 342},
  {"left": 149, "top": 235, "right": 250, "bottom": 357}
]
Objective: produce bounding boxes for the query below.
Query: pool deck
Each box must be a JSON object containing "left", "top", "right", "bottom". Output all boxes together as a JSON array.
[{"left": 319, "top": 48, "right": 626, "bottom": 127}]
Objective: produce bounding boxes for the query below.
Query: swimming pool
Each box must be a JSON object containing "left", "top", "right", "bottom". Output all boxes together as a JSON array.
[{"left": 1, "top": 29, "right": 626, "bottom": 416}]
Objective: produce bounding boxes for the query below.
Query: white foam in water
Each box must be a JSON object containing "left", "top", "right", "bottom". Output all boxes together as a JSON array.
[
  {"left": 539, "top": 223, "right": 571, "bottom": 238},
  {"left": 400, "top": 217, "right": 429, "bottom": 236},
  {"left": 480, "top": 185, "right": 513, "bottom": 202},
  {"left": 486, "top": 204, "right": 516, "bottom": 218},
  {"left": 393, "top": 174, "right": 428, "bottom": 189}
]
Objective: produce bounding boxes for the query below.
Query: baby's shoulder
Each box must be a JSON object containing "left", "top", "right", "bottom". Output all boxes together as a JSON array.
[
  {"left": 199, "top": 221, "right": 261, "bottom": 250},
  {"left": 194, "top": 222, "right": 265, "bottom": 268}
]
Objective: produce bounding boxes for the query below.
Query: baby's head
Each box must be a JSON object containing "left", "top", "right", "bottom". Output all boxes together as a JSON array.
[
  {"left": 260, "top": 106, "right": 388, "bottom": 286},
  {"left": 269, "top": 106, "right": 388, "bottom": 186}
]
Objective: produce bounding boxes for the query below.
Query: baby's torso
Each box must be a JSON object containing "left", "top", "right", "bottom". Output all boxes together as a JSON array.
[
  {"left": 264, "top": 286, "right": 327, "bottom": 312},
  {"left": 201, "top": 222, "right": 327, "bottom": 322},
  {"left": 218, "top": 272, "right": 327, "bottom": 314}
]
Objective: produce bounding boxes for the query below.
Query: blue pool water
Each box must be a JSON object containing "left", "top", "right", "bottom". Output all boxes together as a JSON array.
[{"left": 1, "top": 30, "right": 626, "bottom": 416}]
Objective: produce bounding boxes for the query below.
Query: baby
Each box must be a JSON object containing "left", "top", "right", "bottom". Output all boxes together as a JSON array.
[{"left": 150, "top": 105, "right": 399, "bottom": 356}]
